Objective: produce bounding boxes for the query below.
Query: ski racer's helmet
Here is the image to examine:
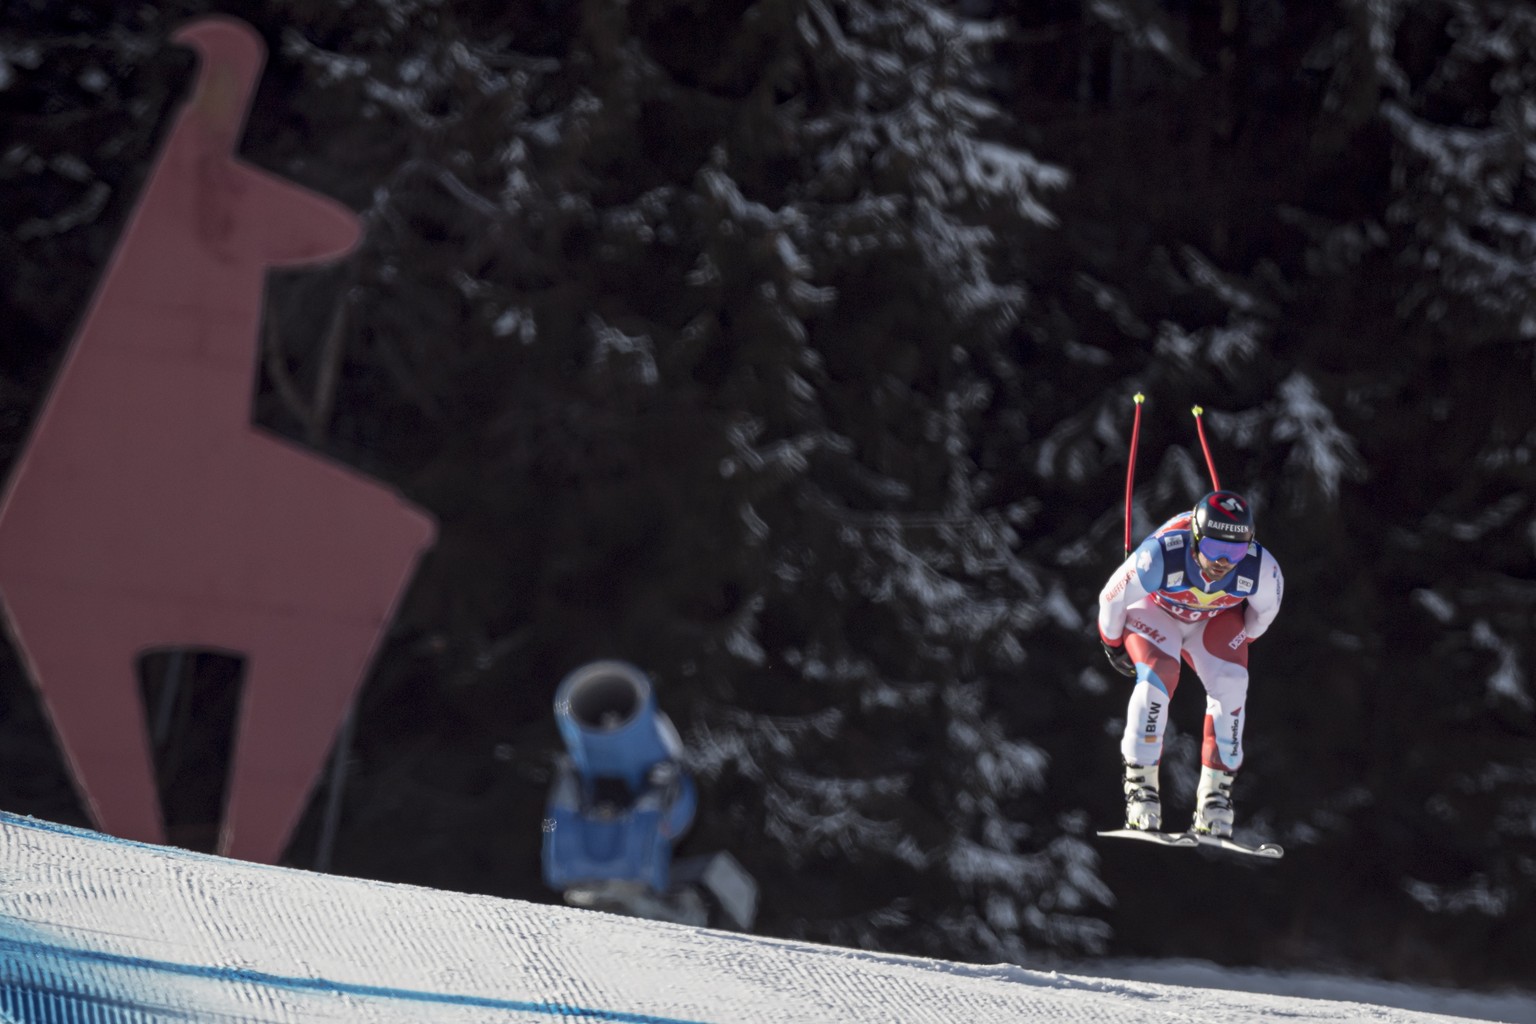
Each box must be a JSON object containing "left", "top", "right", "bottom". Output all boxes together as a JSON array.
[{"left": 1191, "top": 490, "right": 1255, "bottom": 548}]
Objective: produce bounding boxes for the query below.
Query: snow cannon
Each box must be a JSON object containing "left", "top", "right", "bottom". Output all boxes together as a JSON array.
[
  {"left": 542, "top": 661, "right": 757, "bottom": 931},
  {"left": 542, "top": 661, "right": 698, "bottom": 907},
  {"left": 553, "top": 660, "right": 688, "bottom": 796}
]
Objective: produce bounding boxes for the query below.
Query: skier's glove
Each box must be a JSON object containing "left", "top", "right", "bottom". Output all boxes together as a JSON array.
[{"left": 1101, "top": 639, "right": 1137, "bottom": 678}]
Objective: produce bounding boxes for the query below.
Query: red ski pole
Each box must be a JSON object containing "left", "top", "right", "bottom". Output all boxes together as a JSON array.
[
  {"left": 1124, "top": 393, "right": 1144, "bottom": 556},
  {"left": 1191, "top": 404, "right": 1221, "bottom": 491}
]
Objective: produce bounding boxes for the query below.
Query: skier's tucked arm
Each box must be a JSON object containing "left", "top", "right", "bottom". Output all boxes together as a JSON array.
[
  {"left": 1098, "top": 539, "right": 1159, "bottom": 646},
  {"left": 1241, "top": 551, "right": 1285, "bottom": 642}
]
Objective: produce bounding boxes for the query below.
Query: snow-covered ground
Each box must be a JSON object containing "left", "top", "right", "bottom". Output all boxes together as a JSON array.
[{"left": 1, "top": 811, "right": 1530, "bottom": 1024}]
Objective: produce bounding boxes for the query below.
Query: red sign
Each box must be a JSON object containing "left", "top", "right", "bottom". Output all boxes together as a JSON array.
[{"left": 0, "top": 17, "right": 436, "bottom": 863}]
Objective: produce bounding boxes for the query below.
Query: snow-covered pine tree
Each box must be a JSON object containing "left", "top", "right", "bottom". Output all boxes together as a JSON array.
[
  {"left": 651, "top": 0, "right": 1123, "bottom": 959},
  {"left": 1310, "top": 0, "right": 1536, "bottom": 978}
]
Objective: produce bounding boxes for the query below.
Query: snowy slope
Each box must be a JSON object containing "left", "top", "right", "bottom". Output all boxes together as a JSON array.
[{"left": 0, "top": 811, "right": 1530, "bottom": 1024}]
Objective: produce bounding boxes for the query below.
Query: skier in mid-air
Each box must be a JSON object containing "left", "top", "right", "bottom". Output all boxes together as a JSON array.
[{"left": 1097, "top": 490, "right": 1284, "bottom": 838}]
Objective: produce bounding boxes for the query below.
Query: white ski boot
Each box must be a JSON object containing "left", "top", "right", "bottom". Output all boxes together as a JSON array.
[
  {"left": 1123, "top": 761, "right": 1162, "bottom": 832},
  {"left": 1192, "top": 765, "right": 1236, "bottom": 838}
]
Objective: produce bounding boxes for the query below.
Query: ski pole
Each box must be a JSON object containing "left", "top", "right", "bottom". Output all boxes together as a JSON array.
[
  {"left": 1124, "top": 393, "right": 1144, "bottom": 556},
  {"left": 1191, "top": 404, "right": 1221, "bottom": 491}
]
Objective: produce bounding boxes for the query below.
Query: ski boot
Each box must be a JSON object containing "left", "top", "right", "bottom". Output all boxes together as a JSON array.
[
  {"left": 1192, "top": 765, "right": 1236, "bottom": 838},
  {"left": 1123, "top": 761, "right": 1161, "bottom": 832}
]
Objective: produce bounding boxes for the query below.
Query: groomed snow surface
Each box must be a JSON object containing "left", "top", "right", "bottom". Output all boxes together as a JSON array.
[{"left": 1, "top": 811, "right": 1530, "bottom": 1024}]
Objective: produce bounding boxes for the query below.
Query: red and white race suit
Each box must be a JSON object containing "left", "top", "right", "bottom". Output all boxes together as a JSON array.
[{"left": 1098, "top": 513, "right": 1284, "bottom": 771}]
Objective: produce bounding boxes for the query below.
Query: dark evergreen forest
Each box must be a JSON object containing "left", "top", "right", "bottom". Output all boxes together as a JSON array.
[{"left": 2, "top": 0, "right": 1534, "bottom": 993}]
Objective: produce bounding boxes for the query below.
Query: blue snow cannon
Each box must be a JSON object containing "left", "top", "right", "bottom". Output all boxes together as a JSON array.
[{"left": 541, "top": 661, "right": 697, "bottom": 899}]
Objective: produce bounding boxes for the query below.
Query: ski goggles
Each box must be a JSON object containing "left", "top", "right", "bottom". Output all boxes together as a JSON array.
[{"left": 1197, "top": 536, "right": 1250, "bottom": 563}]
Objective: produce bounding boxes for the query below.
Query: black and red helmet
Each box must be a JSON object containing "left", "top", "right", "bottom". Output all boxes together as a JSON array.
[{"left": 1191, "top": 490, "right": 1255, "bottom": 546}]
